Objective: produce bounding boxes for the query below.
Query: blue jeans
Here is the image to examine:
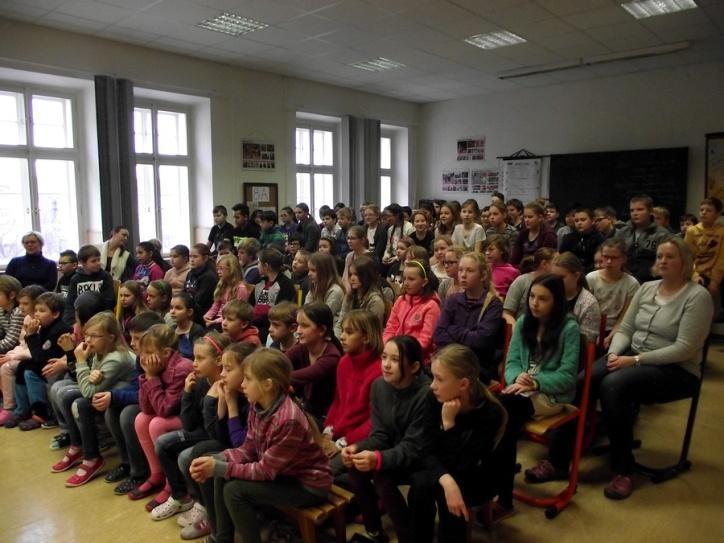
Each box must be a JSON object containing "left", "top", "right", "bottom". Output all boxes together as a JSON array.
[{"left": 13, "top": 370, "right": 49, "bottom": 417}]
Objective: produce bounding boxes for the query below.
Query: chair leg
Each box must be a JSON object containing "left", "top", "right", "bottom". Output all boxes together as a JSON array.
[
  {"left": 297, "top": 517, "right": 317, "bottom": 543},
  {"left": 332, "top": 506, "right": 347, "bottom": 543}
]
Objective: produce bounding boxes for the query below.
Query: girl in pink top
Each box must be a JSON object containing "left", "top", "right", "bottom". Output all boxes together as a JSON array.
[
  {"left": 129, "top": 324, "right": 193, "bottom": 511},
  {"left": 204, "top": 255, "right": 248, "bottom": 328},
  {"left": 133, "top": 241, "right": 165, "bottom": 288},
  {"left": 486, "top": 234, "right": 520, "bottom": 299}
]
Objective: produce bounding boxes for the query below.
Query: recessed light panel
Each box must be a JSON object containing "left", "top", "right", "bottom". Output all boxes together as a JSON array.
[
  {"left": 351, "top": 58, "right": 406, "bottom": 72},
  {"left": 464, "top": 31, "right": 526, "bottom": 50},
  {"left": 621, "top": 0, "right": 697, "bottom": 19},
  {"left": 196, "top": 12, "right": 268, "bottom": 36}
]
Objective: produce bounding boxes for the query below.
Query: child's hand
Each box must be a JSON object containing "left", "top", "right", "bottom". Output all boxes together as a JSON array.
[
  {"left": 89, "top": 369, "right": 104, "bottom": 384},
  {"left": 441, "top": 398, "right": 461, "bottom": 431},
  {"left": 141, "top": 353, "right": 163, "bottom": 377},
  {"left": 321, "top": 436, "right": 340, "bottom": 459},
  {"left": 25, "top": 318, "right": 40, "bottom": 335},
  {"left": 223, "top": 383, "right": 238, "bottom": 406},
  {"left": 340, "top": 444, "right": 357, "bottom": 468},
  {"left": 515, "top": 372, "right": 534, "bottom": 387},
  {"left": 387, "top": 279, "right": 402, "bottom": 298},
  {"left": 41, "top": 357, "right": 67, "bottom": 378},
  {"left": 503, "top": 383, "right": 533, "bottom": 395},
  {"left": 0, "top": 354, "right": 7, "bottom": 365},
  {"left": 351, "top": 450, "right": 377, "bottom": 472},
  {"left": 74, "top": 342, "right": 91, "bottom": 364},
  {"left": 203, "top": 318, "right": 215, "bottom": 328},
  {"left": 57, "top": 333, "right": 76, "bottom": 352},
  {"left": 184, "top": 371, "right": 197, "bottom": 393},
  {"left": 189, "top": 456, "right": 216, "bottom": 483},
  {"left": 439, "top": 474, "right": 468, "bottom": 520},
  {"left": 92, "top": 391, "right": 112, "bottom": 411}
]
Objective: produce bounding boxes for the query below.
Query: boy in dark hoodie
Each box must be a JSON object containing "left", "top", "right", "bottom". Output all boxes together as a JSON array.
[
  {"left": 55, "top": 250, "right": 78, "bottom": 299},
  {"left": 63, "top": 245, "right": 115, "bottom": 326},
  {"left": 6, "top": 292, "right": 72, "bottom": 429}
]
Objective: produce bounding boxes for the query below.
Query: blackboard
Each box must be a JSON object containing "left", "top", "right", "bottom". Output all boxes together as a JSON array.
[{"left": 549, "top": 148, "right": 688, "bottom": 222}]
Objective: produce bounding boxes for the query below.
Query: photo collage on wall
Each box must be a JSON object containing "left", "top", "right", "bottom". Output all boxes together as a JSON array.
[{"left": 242, "top": 141, "right": 275, "bottom": 170}]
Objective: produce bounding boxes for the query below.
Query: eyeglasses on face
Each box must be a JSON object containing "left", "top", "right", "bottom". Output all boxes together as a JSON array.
[{"left": 443, "top": 260, "right": 458, "bottom": 266}]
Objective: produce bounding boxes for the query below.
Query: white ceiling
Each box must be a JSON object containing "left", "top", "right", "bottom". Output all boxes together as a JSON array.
[{"left": 2, "top": 0, "right": 724, "bottom": 103}]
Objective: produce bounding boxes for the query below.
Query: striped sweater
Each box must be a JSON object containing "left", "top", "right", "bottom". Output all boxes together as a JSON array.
[
  {"left": 0, "top": 306, "right": 24, "bottom": 354},
  {"left": 215, "top": 394, "right": 332, "bottom": 492}
]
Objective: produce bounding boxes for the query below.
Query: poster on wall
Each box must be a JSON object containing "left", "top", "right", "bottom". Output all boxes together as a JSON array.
[
  {"left": 501, "top": 158, "right": 542, "bottom": 203},
  {"left": 706, "top": 133, "right": 724, "bottom": 202},
  {"left": 471, "top": 170, "right": 499, "bottom": 194},
  {"left": 457, "top": 137, "right": 485, "bottom": 161},
  {"left": 243, "top": 183, "right": 278, "bottom": 215},
  {"left": 242, "top": 141, "right": 275, "bottom": 170},
  {"left": 442, "top": 170, "right": 469, "bottom": 192}
]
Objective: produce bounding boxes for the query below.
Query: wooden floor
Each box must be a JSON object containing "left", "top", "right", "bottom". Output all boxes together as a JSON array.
[{"left": 4, "top": 343, "right": 724, "bottom": 543}]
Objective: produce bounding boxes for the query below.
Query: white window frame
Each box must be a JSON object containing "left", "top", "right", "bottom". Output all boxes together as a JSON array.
[
  {"left": 134, "top": 100, "right": 193, "bottom": 249},
  {"left": 295, "top": 122, "right": 338, "bottom": 219},
  {"left": 0, "top": 82, "right": 82, "bottom": 262},
  {"left": 380, "top": 133, "right": 393, "bottom": 210}
]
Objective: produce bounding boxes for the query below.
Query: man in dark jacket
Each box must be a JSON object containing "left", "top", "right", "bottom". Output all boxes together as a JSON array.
[{"left": 294, "top": 203, "right": 321, "bottom": 253}]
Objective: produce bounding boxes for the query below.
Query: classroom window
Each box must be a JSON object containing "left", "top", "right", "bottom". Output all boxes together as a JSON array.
[
  {"left": 0, "top": 87, "right": 80, "bottom": 265},
  {"left": 134, "top": 104, "right": 191, "bottom": 250},
  {"left": 295, "top": 125, "right": 336, "bottom": 220},
  {"left": 380, "top": 136, "right": 392, "bottom": 209}
]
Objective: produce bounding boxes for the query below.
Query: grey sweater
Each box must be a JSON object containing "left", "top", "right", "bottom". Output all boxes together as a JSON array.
[{"left": 609, "top": 280, "right": 712, "bottom": 377}]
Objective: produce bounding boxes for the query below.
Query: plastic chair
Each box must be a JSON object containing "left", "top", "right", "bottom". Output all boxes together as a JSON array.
[
  {"left": 512, "top": 337, "right": 596, "bottom": 518},
  {"left": 633, "top": 340, "right": 710, "bottom": 483}
]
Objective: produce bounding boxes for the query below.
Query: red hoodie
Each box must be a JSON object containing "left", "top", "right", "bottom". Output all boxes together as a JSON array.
[
  {"left": 231, "top": 325, "right": 262, "bottom": 347},
  {"left": 324, "top": 349, "right": 381, "bottom": 444},
  {"left": 383, "top": 292, "right": 441, "bottom": 363}
]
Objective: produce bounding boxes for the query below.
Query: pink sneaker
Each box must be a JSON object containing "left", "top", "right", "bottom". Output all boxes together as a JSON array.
[
  {"left": 0, "top": 409, "right": 14, "bottom": 426},
  {"left": 65, "top": 457, "right": 106, "bottom": 487}
]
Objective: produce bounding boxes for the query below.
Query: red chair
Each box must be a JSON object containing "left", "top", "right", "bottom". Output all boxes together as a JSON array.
[{"left": 512, "top": 337, "right": 596, "bottom": 518}]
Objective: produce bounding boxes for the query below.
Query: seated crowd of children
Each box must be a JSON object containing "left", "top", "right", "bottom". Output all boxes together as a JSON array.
[{"left": 0, "top": 193, "right": 720, "bottom": 543}]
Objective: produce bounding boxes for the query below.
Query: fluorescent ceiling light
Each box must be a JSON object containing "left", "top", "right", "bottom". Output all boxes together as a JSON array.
[
  {"left": 464, "top": 31, "right": 526, "bottom": 50},
  {"left": 497, "top": 41, "right": 689, "bottom": 79},
  {"left": 621, "top": 0, "right": 697, "bottom": 19},
  {"left": 351, "top": 58, "right": 406, "bottom": 72},
  {"left": 196, "top": 12, "right": 268, "bottom": 36}
]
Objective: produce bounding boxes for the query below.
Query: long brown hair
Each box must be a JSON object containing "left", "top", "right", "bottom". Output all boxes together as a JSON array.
[{"left": 308, "top": 252, "right": 343, "bottom": 302}]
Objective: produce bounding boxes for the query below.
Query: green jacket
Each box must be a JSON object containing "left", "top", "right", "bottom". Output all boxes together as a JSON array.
[{"left": 505, "top": 314, "right": 580, "bottom": 403}]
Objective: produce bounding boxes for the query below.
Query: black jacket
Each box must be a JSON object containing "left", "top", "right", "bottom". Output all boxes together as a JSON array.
[
  {"left": 63, "top": 268, "right": 116, "bottom": 326},
  {"left": 21, "top": 316, "right": 73, "bottom": 381},
  {"left": 184, "top": 262, "right": 218, "bottom": 317},
  {"left": 560, "top": 229, "right": 605, "bottom": 273}
]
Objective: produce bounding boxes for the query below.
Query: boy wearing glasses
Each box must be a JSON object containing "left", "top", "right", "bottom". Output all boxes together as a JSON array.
[{"left": 55, "top": 250, "right": 79, "bottom": 300}]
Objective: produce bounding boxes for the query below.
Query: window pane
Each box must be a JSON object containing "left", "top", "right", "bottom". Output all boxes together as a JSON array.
[
  {"left": 32, "top": 95, "right": 74, "bottom": 148},
  {"left": 35, "top": 159, "right": 78, "bottom": 260},
  {"left": 296, "top": 128, "right": 310, "bottom": 165},
  {"left": 296, "top": 173, "right": 311, "bottom": 210},
  {"left": 0, "top": 158, "right": 32, "bottom": 265},
  {"left": 0, "top": 90, "right": 26, "bottom": 145},
  {"left": 381, "top": 137, "right": 391, "bottom": 170},
  {"left": 159, "top": 165, "right": 190, "bottom": 249},
  {"left": 136, "top": 164, "right": 157, "bottom": 243},
  {"left": 381, "top": 175, "right": 391, "bottom": 211},
  {"left": 157, "top": 110, "right": 187, "bottom": 155},
  {"left": 313, "top": 130, "right": 333, "bottom": 166},
  {"left": 313, "top": 173, "right": 333, "bottom": 221},
  {"left": 134, "top": 107, "right": 153, "bottom": 154}
]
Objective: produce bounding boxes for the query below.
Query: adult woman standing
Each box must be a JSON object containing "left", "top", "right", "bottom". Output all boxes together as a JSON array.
[
  {"left": 98, "top": 226, "right": 135, "bottom": 281},
  {"left": 597, "top": 237, "right": 712, "bottom": 500},
  {"left": 5, "top": 232, "right": 57, "bottom": 290}
]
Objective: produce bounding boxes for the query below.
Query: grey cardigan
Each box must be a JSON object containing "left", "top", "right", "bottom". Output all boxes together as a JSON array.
[{"left": 608, "top": 280, "right": 712, "bottom": 377}]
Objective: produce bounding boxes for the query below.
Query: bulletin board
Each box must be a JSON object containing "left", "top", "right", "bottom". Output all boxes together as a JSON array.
[{"left": 243, "top": 183, "right": 278, "bottom": 214}]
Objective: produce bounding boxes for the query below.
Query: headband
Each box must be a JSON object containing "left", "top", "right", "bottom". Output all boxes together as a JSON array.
[
  {"left": 204, "top": 335, "right": 224, "bottom": 355},
  {"left": 408, "top": 260, "right": 427, "bottom": 280}
]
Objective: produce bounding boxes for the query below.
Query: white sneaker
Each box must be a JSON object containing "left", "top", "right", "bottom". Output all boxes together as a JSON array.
[
  {"left": 177, "top": 502, "right": 206, "bottom": 527},
  {"left": 150, "top": 496, "right": 194, "bottom": 521}
]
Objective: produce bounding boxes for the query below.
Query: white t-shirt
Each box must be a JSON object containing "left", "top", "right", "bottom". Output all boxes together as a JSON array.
[
  {"left": 452, "top": 223, "right": 486, "bottom": 251},
  {"left": 585, "top": 270, "right": 640, "bottom": 331}
]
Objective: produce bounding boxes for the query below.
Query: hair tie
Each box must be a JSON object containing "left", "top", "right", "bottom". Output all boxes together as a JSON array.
[
  {"left": 408, "top": 260, "right": 427, "bottom": 280},
  {"left": 204, "top": 335, "right": 223, "bottom": 354}
]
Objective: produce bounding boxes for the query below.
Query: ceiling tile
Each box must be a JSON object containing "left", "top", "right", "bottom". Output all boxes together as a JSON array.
[
  {"left": 293, "top": 37, "right": 337, "bottom": 56},
  {"left": 0, "top": 3, "right": 50, "bottom": 22},
  {"left": 318, "top": 26, "right": 374, "bottom": 47},
  {"left": 314, "top": 0, "right": 393, "bottom": 26},
  {"left": 585, "top": 60, "right": 640, "bottom": 77},
  {"left": 244, "top": 26, "right": 308, "bottom": 47},
  {"left": 538, "top": 31, "right": 611, "bottom": 55},
  {"left": 230, "top": 0, "right": 307, "bottom": 25},
  {"left": 143, "top": 0, "right": 219, "bottom": 25},
  {"left": 5, "top": 0, "right": 66, "bottom": 10},
  {"left": 39, "top": 11, "right": 110, "bottom": 32},
  {"left": 98, "top": 26, "right": 160, "bottom": 44},
  {"left": 650, "top": 21, "right": 721, "bottom": 41},
  {"left": 98, "top": 0, "right": 162, "bottom": 9},
  {"left": 54, "top": 0, "right": 133, "bottom": 24},
  {"left": 493, "top": 43, "right": 563, "bottom": 65},
  {"left": 563, "top": 6, "right": 632, "bottom": 30},
  {"left": 148, "top": 36, "right": 204, "bottom": 54},
  {"left": 548, "top": 66, "right": 596, "bottom": 82},
  {"left": 484, "top": 1, "right": 554, "bottom": 27},
  {"left": 433, "top": 15, "right": 499, "bottom": 40},
  {"left": 519, "top": 17, "right": 577, "bottom": 39},
  {"left": 276, "top": 13, "right": 336, "bottom": 36},
  {"left": 205, "top": 36, "right": 274, "bottom": 54},
  {"left": 535, "top": 0, "right": 613, "bottom": 17}
]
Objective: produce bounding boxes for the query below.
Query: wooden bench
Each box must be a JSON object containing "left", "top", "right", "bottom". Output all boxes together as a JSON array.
[{"left": 278, "top": 484, "right": 354, "bottom": 543}]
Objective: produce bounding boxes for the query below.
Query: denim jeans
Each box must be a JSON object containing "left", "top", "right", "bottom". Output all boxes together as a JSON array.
[{"left": 13, "top": 370, "right": 50, "bottom": 418}]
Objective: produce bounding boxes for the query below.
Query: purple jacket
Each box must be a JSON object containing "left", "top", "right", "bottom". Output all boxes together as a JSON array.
[
  {"left": 434, "top": 290, "right": 503, "bottom": 382},
  {"left": 139, "top": 351, "right": 194, "bottom": 417}
]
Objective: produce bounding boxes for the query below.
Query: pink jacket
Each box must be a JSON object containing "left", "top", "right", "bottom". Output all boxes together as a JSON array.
[
  {"left": 203, "top": 283, "right": 249, "bottom": 325},
  {"left": 491, "top": 262, "right": 520, "bottom": 299},
  {"left": 139, "top": 351, "right": 194, "bottom": 417},
  {"left": 383, "top": 292, "right": 441, "bottom": 363}
]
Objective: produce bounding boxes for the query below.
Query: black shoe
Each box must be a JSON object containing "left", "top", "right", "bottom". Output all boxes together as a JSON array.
[
  {"left": 349, "top": 532, "right": 389, "bottom": 543},
  {"left": 104, "top": 463, "right": 130, "bottom": 483},
  {"left": 114, "top": 476, "right": 145, "bottom": 495}
]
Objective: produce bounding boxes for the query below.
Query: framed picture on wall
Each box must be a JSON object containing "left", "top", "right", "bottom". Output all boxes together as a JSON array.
[
  {"left": 706, "top": 133, "right": 724, "bottom": 202},
  {"left": 243, "top": 182, "right": 278, "bottom": 215},
  {"left": 242, "top": 140, "right": 275, "bottom": 170}
]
